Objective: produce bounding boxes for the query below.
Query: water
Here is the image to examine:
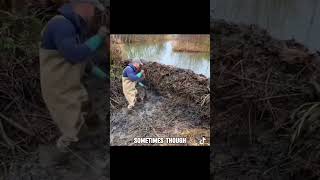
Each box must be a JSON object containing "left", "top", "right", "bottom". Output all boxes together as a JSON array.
[
  {"left": 211, "top": 0, "right": 320, "bottom": 51},
  {"left": 123, "top": 41, "right": 210, "bottom": 78}
]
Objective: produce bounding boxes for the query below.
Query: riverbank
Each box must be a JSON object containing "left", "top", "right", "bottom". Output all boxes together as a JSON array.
[
  {"left": 111, "top": 39, "right": 210, "bottom": 77},
  {"left": 110, "top": 60, "right": 210, "bottom": 146},
  {"left": 172, "top": 40, "right": 210, "bottom": 53},
  {"left": 111, "top": 35, "right": 172, "bottom": 44}
]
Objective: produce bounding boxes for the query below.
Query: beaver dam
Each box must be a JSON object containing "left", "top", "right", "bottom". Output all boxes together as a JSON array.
[
  {"left": 212, "top": 19, "right": 320, "bottom": 179},
  {"left": 110, "top": 61, "right": 210, "bottom": 146}
]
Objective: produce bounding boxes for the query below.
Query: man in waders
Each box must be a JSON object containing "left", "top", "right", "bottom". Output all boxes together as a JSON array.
[
  {"left": 39, "top": 0, "right": 107, "bottom": 165},
  {"left": 122, "top": 59, "right": 145, "bottom": 112}
]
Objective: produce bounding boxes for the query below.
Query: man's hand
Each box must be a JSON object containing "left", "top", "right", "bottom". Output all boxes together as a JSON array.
[
  {"left": 98, "top": 26, "right": 108, "bottom": 38},
  {"left": 92, "top": 65, "right": 107, "bottom": 80},
  {"left": 85, "top": 26, "right": 108, "bottom": 51},
  {"left": 140, "top": 70, "right": 145, "bottom": 78}
]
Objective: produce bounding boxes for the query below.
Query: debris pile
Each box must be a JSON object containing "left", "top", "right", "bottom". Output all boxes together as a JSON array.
[
  {"left": 111, "top": 60, "right": 210, "bottom": 122},
  {"left": 143, "top": 62, "right": 210, "bottom": 121},
  {"left": 0, "top": 13, "right": 57, "bottom": 168},
  {"left": 212, "top": 19, "right": 320, "bottom": 179}
]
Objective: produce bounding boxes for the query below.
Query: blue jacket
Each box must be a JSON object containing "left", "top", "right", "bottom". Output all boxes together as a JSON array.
[
  {"left": 41, "top": 3, "right": 93, "bottom": 63},
  {"left": 123, "top": 64, "right": 143, "bottom": 82}
]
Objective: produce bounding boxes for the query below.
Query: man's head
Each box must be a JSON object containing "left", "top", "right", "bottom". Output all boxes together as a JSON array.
[
  {"left": 71, "top": 0, "right": 105, "bottom": 22},
  {"left": 132, "top": 59, "right": 144, "bottom": 72}
]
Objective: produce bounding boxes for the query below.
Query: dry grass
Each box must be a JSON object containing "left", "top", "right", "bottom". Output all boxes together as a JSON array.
[
  {"left": 172, "top": 40, "right": 210, "bottom": 53},
  {"left": 110, "top": 41, "right": 127, "bottom": 65}
]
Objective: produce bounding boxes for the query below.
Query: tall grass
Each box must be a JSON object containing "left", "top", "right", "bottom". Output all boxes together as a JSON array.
[
  {"left": 111, "top": 34, "right": 173, "bottom": 43},
  {"left": 172, "top": 35, "right": 210, "bottom": 53}
]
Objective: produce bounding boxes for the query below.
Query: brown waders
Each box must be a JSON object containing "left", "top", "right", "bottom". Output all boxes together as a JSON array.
[
  {"left": 122, "top": 77, "right": 138, "bottom": 110},
  {"left": 39, "top": 15, "right": 96, "bottom": 152}
]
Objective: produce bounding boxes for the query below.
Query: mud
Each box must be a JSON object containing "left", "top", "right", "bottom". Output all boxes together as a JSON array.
[
  {"left": 211, "top": 19, "right": 320, "bottom": 179},
  {"left": 110, "top": 61, "right": 210, "bottom": 146}
]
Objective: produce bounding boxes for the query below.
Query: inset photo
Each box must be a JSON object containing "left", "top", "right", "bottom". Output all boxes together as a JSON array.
[{"left": 110, "top": 34, "right": 210, "bottom": 146}]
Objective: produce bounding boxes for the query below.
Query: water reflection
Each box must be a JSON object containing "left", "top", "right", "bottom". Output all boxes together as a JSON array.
[{"left": 124, "top": 41, "right": 210, "bottom": 77}]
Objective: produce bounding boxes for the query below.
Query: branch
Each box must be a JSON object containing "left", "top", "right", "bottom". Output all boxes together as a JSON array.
[{"left": 0, "top": 113, "right": 33, "bottom": 136}]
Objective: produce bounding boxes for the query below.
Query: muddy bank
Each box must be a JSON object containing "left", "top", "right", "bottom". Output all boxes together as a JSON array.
[
  {"left": 212, "top": 19, "right": 320, "bottom": 179},
  {"left": 110, "top": 61, "right": 210, "bottom": 146}
]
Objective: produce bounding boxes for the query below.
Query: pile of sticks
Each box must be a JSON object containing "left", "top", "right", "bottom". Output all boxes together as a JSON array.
[{"left": 212, "top": 19, "right": 320, "bottom": 179}]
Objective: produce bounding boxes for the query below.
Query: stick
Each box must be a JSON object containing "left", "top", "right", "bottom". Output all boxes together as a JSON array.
[
  {"left": 110, "top": 97, "right": 120, "bottom": 104},
  {"left": 258, "top": 93, "right": 304, "bottom": 101},
  {"left": 2, "top": 98, "right": 16, "bottom": 112},
  {"left": 0, "top": 113, "right": 33, "bottom": 136},
  {"left": 66, "top": 146, "right": 101, "bottom": 174},
  {"left": 0, "top": 119, "right": 13, "bottom": 148}
]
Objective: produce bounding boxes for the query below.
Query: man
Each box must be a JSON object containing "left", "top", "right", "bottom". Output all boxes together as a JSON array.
[
  {"left": 39, "top": 0, "right": 107, "bottom": 158},
  {"left": 122, "top": 59, "right": 145, "bottom": 111}
]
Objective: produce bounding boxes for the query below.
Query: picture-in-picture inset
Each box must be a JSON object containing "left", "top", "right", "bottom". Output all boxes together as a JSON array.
[{"left": 110, "top": 34, "right": 210, "bottom": 146}]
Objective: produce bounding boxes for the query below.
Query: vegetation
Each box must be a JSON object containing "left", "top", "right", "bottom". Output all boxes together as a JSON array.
[
  {"left": 172, "top": 35, "right": 210, "bottom": 53},
  {"left": 111, "top": 34, "right": 210, "bottom": 53},
  {"left": 111, "top": 34, "right": 172, "bottom": 44},
  {"left": 110, "top": 39, "right": 127, "bottom": 66},
  {"left": 0, "top": 11, "right": 52, "bottom": 177}
]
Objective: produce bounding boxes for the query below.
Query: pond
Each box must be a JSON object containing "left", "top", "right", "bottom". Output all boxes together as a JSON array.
[{"left": 123, "top": 41, "right": 210, "bottom": 77}]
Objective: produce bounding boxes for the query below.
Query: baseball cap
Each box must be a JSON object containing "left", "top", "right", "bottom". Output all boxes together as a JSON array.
[{"left": 71, "top": 0, "right": 105, "bottom": 11}]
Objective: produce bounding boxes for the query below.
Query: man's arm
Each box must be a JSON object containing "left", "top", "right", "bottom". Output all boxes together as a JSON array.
[
  {"left": 53, "top": 20, "right": 106, "bottom": 64},
  {"left": 53, "top": 20, "right": 93, "bottom": 63},
  {"left": 126, "top": 67, "right": 143, "bottom": 82}
]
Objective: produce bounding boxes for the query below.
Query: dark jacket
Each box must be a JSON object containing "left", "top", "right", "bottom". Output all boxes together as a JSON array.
[
  {"left": 41, "top": 3, "right": 93, "bottom": 63},
  {"left": 123, "top": 64, "right": 143, "bottom": 82}
]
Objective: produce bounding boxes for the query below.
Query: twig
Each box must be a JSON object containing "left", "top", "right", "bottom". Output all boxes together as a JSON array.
[
  {"left": 200, "top": 94, "right": 210, "bottom": 107},
  {"left": 0, "top": 10, "right": 14, "bottom": 17},
  {"left": 66, "top": 146, "right": 101, "bottom": 174},
  {"left": 2, "top": 98, "right": 16, "bottom": 112},
  {"left": 258, "top": 93, "right": 304, "bottom": 101},
  {"left": 0, "top": 113, "right": 33, "bottom": 136},
  {"left": 110, "top": 97, "right": 120, "bottom": 105},
  {"left": 15, "top": 100, "right": 34, "bottom": 134},
  {"left": 248, "top": 105, "right": 252, "bottom": 144},
  {"left": 0, "top": 119, "right": 13, "bottom": 148}
]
